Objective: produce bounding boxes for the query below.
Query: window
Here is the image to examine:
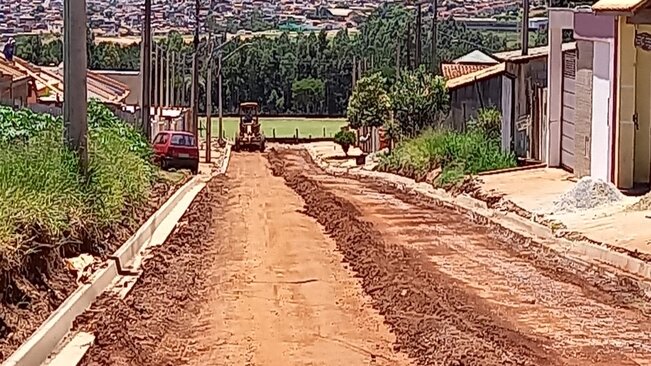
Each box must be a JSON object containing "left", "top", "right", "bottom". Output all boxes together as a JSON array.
[
  {"left": 153, "top": 133, "right": 169, "bottom": 144},
  {"left": 171, "top": 134, "right": 195, "bottom": 146}
]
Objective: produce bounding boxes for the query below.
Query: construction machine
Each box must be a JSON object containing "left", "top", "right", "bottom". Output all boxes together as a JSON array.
[{"left": 233, "top": 102, "right": 266, "bottom": 152}]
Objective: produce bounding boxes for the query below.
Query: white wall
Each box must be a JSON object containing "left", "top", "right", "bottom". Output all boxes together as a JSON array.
[{"left": 591, "top": 41, "right": 612, "bottom": 181}]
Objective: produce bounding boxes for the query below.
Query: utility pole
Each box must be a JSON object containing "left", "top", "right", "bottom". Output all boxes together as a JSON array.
[
  {"left": 521, "top": 0, "right": 529, "bottom": 56},
  {"left": 217, "top": 42, "right": 224, "bottom": 146},
  {"left": 158, "top": 45, "right": 165, "bottom": 107},
  {"left": 141, "top": 0, "right": 152, "bottom": 139},
  {"left": 406, "top": 23, "right": 412, "bottom": 70},
  {"left": 415, "top": 4, "right": 422, "bottom": 68},
  {"left": 205, "top": 34, "right": 213, "bottom": 163},
  {"left": 431, "top": 0, "right": 438, "bottom": 73},
  {"left": 396, "top": 41, "right": 401, "bottom": 77},
  {"left": 170, "top": 51, "right": 175, "bottom": 106},
  {"left": 352, "top": 55, "right": 357, "bottom": 88},
  {"left": 64, "top": 0, "right": 88, "bottom": 171},
  {"left": 166, "top": 46, "right": 171, "bottom": 107},
  {"left": 153, "top": 44, "right": 158, "bottom": 111},
  {"left": 191, "top": 0, "right": 200, "bottom": 138}
]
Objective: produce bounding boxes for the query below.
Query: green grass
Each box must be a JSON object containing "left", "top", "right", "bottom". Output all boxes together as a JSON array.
[
  {"left": 199, "top": 117, "right": 347, "bottom": 139},
  {"left": 0, "top": 102, "right": 155, "bottom": 269}
]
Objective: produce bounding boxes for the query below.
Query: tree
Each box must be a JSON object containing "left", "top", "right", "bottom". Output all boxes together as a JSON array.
[
  {"left": 347, "top": 72, "right": 391, "bottom": 129},
  {"left": 291, "top": 78, "right": 325, "bottom": 114},
  {"left": 391, "top": 66, "right": 450, "bottom": 138}
]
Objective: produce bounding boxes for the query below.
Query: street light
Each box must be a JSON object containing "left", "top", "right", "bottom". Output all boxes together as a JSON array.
[{"left": 204, "top": 39, "right": 251, "bottom": 161}]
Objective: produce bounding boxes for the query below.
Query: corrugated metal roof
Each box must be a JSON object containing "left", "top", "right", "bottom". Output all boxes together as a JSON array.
[
  {"left": 446, "top": 63, "right": 506, "bottom": 90},
  {"left": 492, "top": 42, "right": 577, "bottom": 62},
  {"left": 36, "top": 65, "right": 130, "bottom": 104},
  {"left": 442, "top": 63, "right": 490, "bottom": 80},
  {"left": 592, "top": 0, "right": 647, "bottom": 12},
  {"left": 453, "top": 50, "right": 499, "bottom": 64}
]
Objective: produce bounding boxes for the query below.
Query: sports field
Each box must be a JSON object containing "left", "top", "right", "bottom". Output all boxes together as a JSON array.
[{"left": 200, "top": 117, "right": 347, "bottom": 139}]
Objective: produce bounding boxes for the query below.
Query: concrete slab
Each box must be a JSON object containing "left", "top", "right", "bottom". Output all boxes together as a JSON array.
[
  {"left": 43, "top": 332, "right": 94, "bottom": 366},
  {"left": 478, "top": 168, "right": 575, "bottom": 213}
]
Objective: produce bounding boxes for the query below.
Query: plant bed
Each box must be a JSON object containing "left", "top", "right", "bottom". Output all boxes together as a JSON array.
[{"left": 0, "top": 103, "right": 190, "bottom": 362}]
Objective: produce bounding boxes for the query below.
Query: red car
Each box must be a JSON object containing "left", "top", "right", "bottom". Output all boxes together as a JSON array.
[{"left": 152, "top": 131, "right": 200, "bottom": 175}]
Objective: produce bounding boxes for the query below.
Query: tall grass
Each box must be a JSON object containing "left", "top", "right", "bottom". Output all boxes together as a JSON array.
[
  {"left": 377, "top": 129, "right": 516, "bottom": 186},
  {"left": 0, "top": 102, "right": 155, "bottom": 269}
]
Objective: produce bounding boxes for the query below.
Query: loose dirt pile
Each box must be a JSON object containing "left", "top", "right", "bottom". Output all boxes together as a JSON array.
[
  {"left": 0, "top": 175, "right": 190, "bottom": 362},
  {"left": 268, "top": 149, "right": 559, "bottom": 366},
  {"left": 552, "top": 176, "right": 624, "bottom": 214},
  {"left": 74, "top": 177, "right": 223, "bottom": 366}
]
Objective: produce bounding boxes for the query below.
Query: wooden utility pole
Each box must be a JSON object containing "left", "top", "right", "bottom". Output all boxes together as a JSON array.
[
  {"left": 521, "top": 0, "right": 529, "bottom": 56},
  {"left": 431, "top": 0, "right": 438, "bottom": 73},
  {"left": 141, "top": 0, "right": 152, "bottom": 139},
  {"left": 415, "top": 4, "right": 422, "bottom": 68},
  {"left": 191, "top": 0, "right": 200, "bottom": 137},
  {"left": 64, "top": 0, "right": 88, "bottom": 171},
  {"left": 159, "top": 46, "right": 165, "bottom": 107}
]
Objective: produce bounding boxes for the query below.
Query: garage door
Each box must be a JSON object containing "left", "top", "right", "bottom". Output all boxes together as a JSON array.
[{"left": 561, "top": 50, "right": 576, "bottom": 172}]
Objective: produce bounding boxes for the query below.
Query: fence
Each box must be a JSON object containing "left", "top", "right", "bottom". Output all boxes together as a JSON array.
[{"left": 357, "top": 126, "right": 390, "bottom": 154}]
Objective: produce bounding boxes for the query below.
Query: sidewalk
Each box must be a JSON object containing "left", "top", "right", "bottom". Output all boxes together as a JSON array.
[
  {"left": 305, "top": 141, "right": 651, "bottom": 270},
  {"left": 479, "top": 168, "right": 651, "bottom": 257}
]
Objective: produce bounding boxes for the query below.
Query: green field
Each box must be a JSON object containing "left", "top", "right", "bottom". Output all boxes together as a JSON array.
[{"left": 200, "top": 117, "right": 347, "bottom": 139}]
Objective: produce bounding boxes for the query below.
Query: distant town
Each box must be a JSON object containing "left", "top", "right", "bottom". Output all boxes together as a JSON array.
[{"left": 0, "top": 0, "right": 548, "bottom": 38}]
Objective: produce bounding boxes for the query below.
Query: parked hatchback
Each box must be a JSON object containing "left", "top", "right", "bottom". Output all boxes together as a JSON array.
[{"left": 152, "top": 131, "right": 200, "bottom": 175}]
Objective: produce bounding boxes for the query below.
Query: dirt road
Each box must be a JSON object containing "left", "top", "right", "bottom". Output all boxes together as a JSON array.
[
  {"left": 74, "top": 149, "right": 651, "bottom": 366},
  {"left": 76, "top": 153, "right": 410, "bottom": 366}
]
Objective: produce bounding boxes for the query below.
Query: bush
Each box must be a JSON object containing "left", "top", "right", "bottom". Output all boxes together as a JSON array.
[
  {"left": 377, "top": 128, "right": 515, "bottom": 185},
  {"left": 0, "top": 103, "right": 155, "bottom": 268},
  {"left": 334, "top": 130, "right": 356, "bottom": 155},
  {"left": 391, "top": 66, "right": 450, "bottom": 138},
  {"left": 468, "top": 107, "right": 501, "bottom": 140},
  {"left": 347, "top": 72, "right": 391, "bottom": 129}
]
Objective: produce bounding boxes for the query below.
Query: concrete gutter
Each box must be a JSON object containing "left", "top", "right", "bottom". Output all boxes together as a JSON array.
[
  {"left": 303, "top": 146, "right": 651, "bottom": 285},
  {"left": 3, "top": 149, "right": 231, "bottom": 366}
]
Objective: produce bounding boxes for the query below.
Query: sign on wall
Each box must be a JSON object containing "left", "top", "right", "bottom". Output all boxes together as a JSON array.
[{"left": 635, "top": 31, "right": 651, "bottom": 51}]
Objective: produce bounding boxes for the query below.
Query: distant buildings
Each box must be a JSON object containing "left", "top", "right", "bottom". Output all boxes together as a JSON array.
[{"left": 0, "top": 0, "right": 547, "bottom": 38}]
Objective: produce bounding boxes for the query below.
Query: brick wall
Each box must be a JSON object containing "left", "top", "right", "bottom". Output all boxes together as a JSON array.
[{"left": 573, "top": 40, "right": 594, "bottom": 178}]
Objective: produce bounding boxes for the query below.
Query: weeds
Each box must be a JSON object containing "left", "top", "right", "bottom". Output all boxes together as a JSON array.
[
  {"left": 377, "top": 128, "right": 516, "bottom": 186},
  {"left": 0, "top": 102, "right": 155, "bottom": 271}
]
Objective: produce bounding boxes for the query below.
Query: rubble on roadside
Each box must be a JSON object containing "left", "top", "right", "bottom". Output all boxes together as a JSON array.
[{"left": 552, "top": 177, "right": 624, "bottom": 214}]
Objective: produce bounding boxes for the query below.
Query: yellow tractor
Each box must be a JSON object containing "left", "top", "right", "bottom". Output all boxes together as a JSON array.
[{"left": 233, "top": 102, "right": 266, "bottom": 152}]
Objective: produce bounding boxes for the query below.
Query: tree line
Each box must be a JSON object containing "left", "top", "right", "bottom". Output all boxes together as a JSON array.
[{"left": 14, "top": 4, "right": 540, "bottom": 116}]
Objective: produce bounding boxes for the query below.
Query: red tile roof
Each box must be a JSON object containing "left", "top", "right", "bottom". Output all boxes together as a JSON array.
[{"left": 441, "top": 63, "right": 490, "bottom": 80}]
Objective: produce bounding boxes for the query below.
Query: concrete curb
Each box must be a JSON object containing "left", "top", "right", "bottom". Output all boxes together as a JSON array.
[
  {"left": 3, "top": 147, "right": 232, "bottom": 366},
  {"left": 304, "top": 147, "right": 651, "bottom": 284}
]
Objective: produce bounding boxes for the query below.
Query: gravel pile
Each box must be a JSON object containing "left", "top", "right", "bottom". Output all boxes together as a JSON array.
[{"left": 552, "top": 176, "right": 624, "bottom": 214}]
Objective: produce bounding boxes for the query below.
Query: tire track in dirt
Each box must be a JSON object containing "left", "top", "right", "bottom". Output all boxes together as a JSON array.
[
  {"left": 267, "top": 149, "right": 559, "bottom": 366},
  {"left": 73, "top": 154, "right": 413, "bottom": 366}
]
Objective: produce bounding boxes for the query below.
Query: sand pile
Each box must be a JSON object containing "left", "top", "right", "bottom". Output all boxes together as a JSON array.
[
  {"left": 552, "top": 177, "right": 624, "bottom": 214},
  {"left": 628, "top": 192, "right": 651, "bottom": 211}
]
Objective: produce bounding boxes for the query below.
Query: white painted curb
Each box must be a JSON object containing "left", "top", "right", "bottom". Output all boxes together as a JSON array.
[
  {"left": 3, "top": 148, "right": 232, "bottom": 366},
  {"left": 303, "top": 146, "right": 651, "bottom": 283}
]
